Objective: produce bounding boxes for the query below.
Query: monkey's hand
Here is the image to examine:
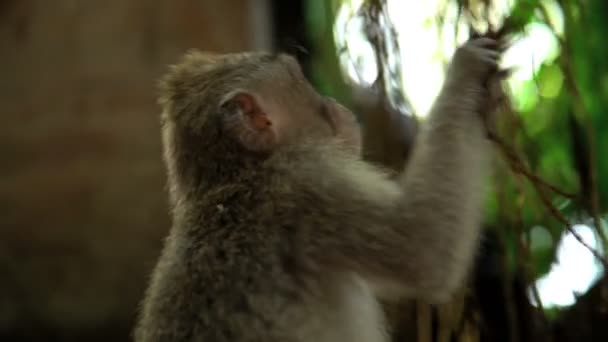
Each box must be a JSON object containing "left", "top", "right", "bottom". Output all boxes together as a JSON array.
[
  {"left": 444, "top": 37, "right": 501, "bottom": 112},
  {"left": 440, "top": 36, "right": 513, "bottom": 131},
  {"left": 448, "top": 37, "right": 499, "bottom": 84}
]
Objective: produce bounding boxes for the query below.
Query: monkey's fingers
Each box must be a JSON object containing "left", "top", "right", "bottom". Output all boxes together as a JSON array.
[
  {"left": 469, "top": 46, "right": 500, "bottom": 67},
  {"left": 468, "top": 37, "right": 501, "bottom": 67}
]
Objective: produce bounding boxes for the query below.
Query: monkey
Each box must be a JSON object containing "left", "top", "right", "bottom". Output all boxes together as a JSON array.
[{"left": 134, "top": 36, "right": 503, "bottom": 342}]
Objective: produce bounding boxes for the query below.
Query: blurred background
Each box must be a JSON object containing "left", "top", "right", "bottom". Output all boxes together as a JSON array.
[{"left": 1, "top": 0, "right": 607, "bottom": 341}]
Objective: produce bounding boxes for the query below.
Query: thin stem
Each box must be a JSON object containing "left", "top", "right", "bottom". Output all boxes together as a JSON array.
[{"left": 486, "top": 128, "right": 608, "bottom": 268}]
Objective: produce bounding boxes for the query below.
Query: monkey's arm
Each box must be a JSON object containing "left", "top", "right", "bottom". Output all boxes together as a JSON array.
[
  {"left": 301, "top": 117, "right": 487, "bottom": 302},
  {"left": 300, "top": 39, "right": 496, "bottom": 302}
]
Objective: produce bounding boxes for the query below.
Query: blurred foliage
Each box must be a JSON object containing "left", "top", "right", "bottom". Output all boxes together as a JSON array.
[
  {"left": 488, "top": 0, "right": 608, "bottom": 277},
  {"left": 306, "top": 0, "right": 608, "bottom": 325},
  {"left": 305, "top": 0, "right": 352, "bottom": 105}
]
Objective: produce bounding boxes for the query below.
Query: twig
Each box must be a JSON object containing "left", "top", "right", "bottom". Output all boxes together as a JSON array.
[
  {"left": 487, "top": 130, "right": 576, "bottom": 199},
  {"left": 487, "top": 130, "right": 608, "bottom": 269},
  {"left": 536, "top": 185, "right": 608, "bottom": 268}
]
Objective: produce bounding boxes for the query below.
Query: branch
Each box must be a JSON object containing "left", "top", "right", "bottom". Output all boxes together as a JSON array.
[
  {"left": 486, "top": 129, "right": 576, "bottom": 199},
  {"left": 487, "top": 129, "right": 608, "bottom": 269}
]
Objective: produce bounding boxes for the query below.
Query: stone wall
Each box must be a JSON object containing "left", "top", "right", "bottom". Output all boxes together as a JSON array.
[{"left": 0, "top": 1, "right": 252, "bottom": 340}]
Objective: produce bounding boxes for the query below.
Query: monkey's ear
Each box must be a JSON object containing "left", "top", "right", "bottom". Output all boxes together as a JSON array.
[{"left": 222, "top": 91, "right": 278, "bottom": 152}]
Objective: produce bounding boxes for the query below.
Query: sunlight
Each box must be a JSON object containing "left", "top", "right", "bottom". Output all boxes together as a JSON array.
[
  {"left": 503, "top": 22, "right": 560, "bottom": 86},
  {"left": 334, "top": 1, "right": 378, "bottom": 87},
  {"left": 333, "top": 0, "right": 564, "bottom": 118},
  {"left": 528, "top": 224, "right": 605, "bottom": 308},
  {"left": 386, "top": 0, "right": 454, "bottom": 117}
]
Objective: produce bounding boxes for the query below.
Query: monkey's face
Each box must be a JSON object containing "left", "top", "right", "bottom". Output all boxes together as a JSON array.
[{"left": 159, "top": 51, "right": 361, "bottom": 156}]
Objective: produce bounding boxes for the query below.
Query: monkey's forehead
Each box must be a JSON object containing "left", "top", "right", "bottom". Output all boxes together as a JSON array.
[
  {"left": 178, "top": 50, "right": 289, "bottom": 70},
  {"left": 161, "top": 50, "right": 304, "bottom": 97}
]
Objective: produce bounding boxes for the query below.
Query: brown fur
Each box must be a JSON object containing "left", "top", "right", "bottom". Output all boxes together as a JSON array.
[{"left": 135, "top": 38, "right": 501, "bottom": 342}]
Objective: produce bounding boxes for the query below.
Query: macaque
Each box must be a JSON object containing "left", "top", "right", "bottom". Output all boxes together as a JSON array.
[{"left": 134, "top": 37, "right": 503, "bottom": 342}]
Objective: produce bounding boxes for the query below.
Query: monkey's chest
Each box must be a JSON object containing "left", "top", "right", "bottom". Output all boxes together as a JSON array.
[{"left": 296, "top": 273, "right": 388, "bottom": 342}]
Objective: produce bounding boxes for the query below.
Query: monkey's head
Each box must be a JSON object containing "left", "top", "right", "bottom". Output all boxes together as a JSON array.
[{"left": 158, "top": 50, "right": 360, "bottom": 191}]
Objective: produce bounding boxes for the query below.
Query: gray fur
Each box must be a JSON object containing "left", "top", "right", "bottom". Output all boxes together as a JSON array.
[{"left": 134, "top": 39, "right": 499, "bottom": 342}]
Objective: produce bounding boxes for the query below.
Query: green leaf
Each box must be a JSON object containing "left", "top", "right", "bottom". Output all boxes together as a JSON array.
[{"left": 538, "top": 63, "right": 564, "bottom": 99}]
